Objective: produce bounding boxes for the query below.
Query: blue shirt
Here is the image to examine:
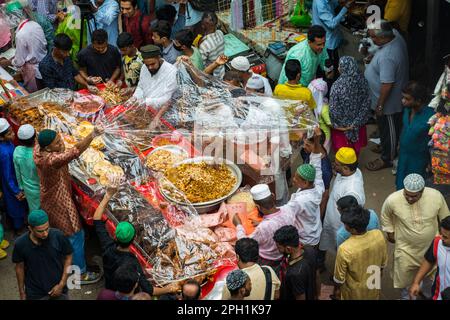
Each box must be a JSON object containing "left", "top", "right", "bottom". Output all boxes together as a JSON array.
[
  {"left": 39, "top": 53, "right": 79, "bottom": 90},
  {"left": 89, "top": 0, "right": 120, "bottom": 47},
  {"left": 312, "top": 0, "right": 347, "bottom": 50},
  {"left": 336, "top": 209, "right": 380, "bottom": 248}
]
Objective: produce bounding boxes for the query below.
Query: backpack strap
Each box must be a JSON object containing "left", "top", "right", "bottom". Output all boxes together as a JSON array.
[{"left": 261, "top": 266, "right": 273, "bottom": 300}]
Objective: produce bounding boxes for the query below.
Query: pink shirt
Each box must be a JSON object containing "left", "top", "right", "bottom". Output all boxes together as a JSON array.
[{"left": 236, "top": 208, "right": 294, "bottom": 261}]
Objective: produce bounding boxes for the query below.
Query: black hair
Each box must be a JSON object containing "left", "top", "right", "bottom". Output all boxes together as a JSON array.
[
  {"left": 156, "top": 4, "right": 177, "bottom": 22},
  {"left": 336, "top": 195, "right": 359, "bottom": 212},
  {"left": 340, "top": 206, "right": 370, "bottom": 233},
  {"left": 307, "top": 25, "right": 326, "bottom": 42},
  {"left": 402, "top": 81, "right": 430, "bottom": 104},
  {"left": 285, "top": 59, "right": 301, "bottom": 81},
  {"left": 92, "top": 29, "right": 108, "bottom": 44},
  {"left": 174, "top": 29, "right": 195, "bottom": 48},
  {"left": 120, "top": 0, "right": 137, "bottom": 7},
  {"left": 0, "top": 128, "right": 9, "bottom": 137},
  {"left": 54, "top": 33, "right": 73, "bottom": 51},
  {"left": 235, "top": 238, "right": 259, "bottom": 263},
  {"left": 254, "top": 196, "right": 276, "bottom": 211},
  {"left": 224, "top": 71, "right": 242, "bottom": 83},
  {"left": 153, "top": 20, "right": 172, "bottom": 40},
  {"left": 306, "top": 128, "right": 326, "bottom": 145},
  {"left": 19, "top": 134, "right": 36, "bottom": 147},
  {"left": 273, "top": 225, "right": 299, "bottom": 247},
  {"left": 113, "top": 263, "right": 139, "bottom": 293},
  {"left": 344, "top": 161, "right": 359, "bottom": 173},
  {"left": 182, "top": 279, "right": 201, "bottom": 300},
  {"left": 441, "top": 287, "right": 450, "bottom": 300},
  {"left": 117, "top": 32, "right": 134, "bottom": 48},
  {"left": 440, "top": 216, "right": 450, "bottom": 231},
  {"left": 201, "top": 11, "right": 218, "bottom": 25}
]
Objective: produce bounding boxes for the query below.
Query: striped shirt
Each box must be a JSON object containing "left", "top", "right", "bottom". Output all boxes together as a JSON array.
[{"left": 199, "top": 29, "right": 225, "bottom": 79}]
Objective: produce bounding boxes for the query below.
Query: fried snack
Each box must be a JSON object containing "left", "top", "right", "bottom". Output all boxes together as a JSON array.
[
  {"left": 99, "top": 165, "right": 124, "bottom": 186},
  {"left": 92, "top": 160, "right": 113, "bottom": 176},
  {"left": 165, "top": 162, "right": 236, "bottom": 203},
  {"left": 91, "top": 136, "right": 105, "bottom": 150},
  {"left": 62, "top": 134, "right": 77, "bottom": 149},
  {"left": 146, "top": 149, "right": 187, "bottom": 173},
  {"left": 98, "top": 85, "right": 128, "bottom": 105},
  {"left": 8, "top": 99, "right": 43, "bottom": 130},
  {"left": 74, "top": 121, "right": 105, "bottom": 150}
]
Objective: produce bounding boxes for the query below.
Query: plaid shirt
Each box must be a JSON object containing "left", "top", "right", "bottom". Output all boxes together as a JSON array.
[
  {"left": 39, "top": 53, "right": 79, "bottom": 90},
  {"left": 29, "top": 0, "right": 58, "bottom": 22}
]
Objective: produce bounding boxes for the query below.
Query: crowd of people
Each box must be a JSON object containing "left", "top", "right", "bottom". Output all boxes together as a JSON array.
[{"left": 0, "top": 0, "right": 449, "bottom": 301}]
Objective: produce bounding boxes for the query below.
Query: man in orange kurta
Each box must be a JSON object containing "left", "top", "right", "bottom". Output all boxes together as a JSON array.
[{"left": 34, "top": 128, "right": 102, "bottom": 285}]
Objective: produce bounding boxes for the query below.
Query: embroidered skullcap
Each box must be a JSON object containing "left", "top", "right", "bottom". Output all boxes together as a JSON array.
[
  {"left": 296, "top": 163, "right": 316, "bottom": 182},
  {"left": 226, "top": 269, "right": 249, "bottom": 291},
  {"left": 403, "top": 174, "right": 425, "bottom": 193}
]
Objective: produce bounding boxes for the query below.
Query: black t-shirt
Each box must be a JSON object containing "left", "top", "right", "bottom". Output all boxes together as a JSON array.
[
  {"left": 76, "top": 45, "right": 121, "bottom": 81},
  {"left": 280, "top": 247, "right": 317, "bottom": 300},
  {"left": 12, "top": 229, "right": 73, "bottom": 300},
  {"left": 94, "top": 221, "right": 154, "bottom": 295}
]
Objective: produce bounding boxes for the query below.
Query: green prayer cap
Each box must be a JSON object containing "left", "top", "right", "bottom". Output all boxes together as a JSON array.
[
  {"left": 28, "top": 210, "right": 49, "bottom": 227},
  {"left": 296, "top": 164, "right": 316, "bottom": 182},
  {"left": 140, "top": 45, "right": 161, "bottom": 59},
  {"left": 115, "top": 222, "right": 135, "bottom": 244},
  {"left": 38, "top": 129, "right": 57, "bottom": 148}
]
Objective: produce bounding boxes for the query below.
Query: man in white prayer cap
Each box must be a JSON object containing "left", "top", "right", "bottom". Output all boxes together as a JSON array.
[
  {"left": 381, "top": 173, "right": 450, "bottom": 300},
  {"left": 13, "top": 124, "right": 41, "bottom": 211},
  {"left": 230, "top": 56, "right": 273, "bottom": 96}
]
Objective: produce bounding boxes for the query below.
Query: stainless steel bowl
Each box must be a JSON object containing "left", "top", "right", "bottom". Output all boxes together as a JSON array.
[{"left": 159, "top": 156, "right": 243, "bottom": 214}]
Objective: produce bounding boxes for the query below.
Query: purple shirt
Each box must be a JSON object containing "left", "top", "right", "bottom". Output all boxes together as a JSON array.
[{"left": 237, "top": 208, "right": 294, "bottom": 261}]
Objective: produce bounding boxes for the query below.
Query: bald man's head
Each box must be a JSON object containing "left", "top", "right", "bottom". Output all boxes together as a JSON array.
[{"left": 182, "top": 280, "right": 201, "bottom": 300}]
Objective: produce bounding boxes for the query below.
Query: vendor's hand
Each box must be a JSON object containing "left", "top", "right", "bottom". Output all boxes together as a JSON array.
[
  {"left": 232, "top": 213, "right": 242, "bottom": 226},
  {"left": 166, "top": 282, "right": 181, "bottom": 294},
  {"left": 48, "top": 283, "right": 64, "bottom": 298},
  {"left": 16, "top": 191, "right": 25, "bottom": 201},
  {"left": 325, "top": 70, "right": 335, "bottom": 80},
  {"left": 19, "top": 291, "right": 26, "bottom": 300},
  {"left": 409, "top": 283, "right": 420, "bottom": 299},
  {"left": 106, "top": 186, "right": 118, "bottom": 198},
  {"left": 149, "top": 119, "right": 161, "bottom": 132},
  {"left": 88, "top": 76, "right": 102, "bottom": 85},
  {"left": 215, "top": 55, "right": 228, "bottom": 66},
  {"left": 93, "top": 125, "right": 105, "bottom": 137},
  {"left": 119, "top": 87, "right": 135, "bottom": 97},
  {"left": 105, "top": 80, "right": 116, "bottom": 89},
  {"left": 87, "top": 85, "right": 99, "bottom": 94},
  {"left": 314, "top": 126, "right": 322, "bottom": 137}
]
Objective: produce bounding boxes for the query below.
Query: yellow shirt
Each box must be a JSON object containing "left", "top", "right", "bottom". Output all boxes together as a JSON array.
[
  {"left": 384, "top": 0, "right": 412, "bottom": 33},
  {"left": 273, "top": 83, "right": 316, "bottom": 110},
  {"left": 334, "top": 230, "right": 388, "bottom": 300},
  {"left": 222, "top": 264, "right": 280, "bottom": 300},
  {"left": 381, "top": 187, "right": 449, "bottom": 288}
]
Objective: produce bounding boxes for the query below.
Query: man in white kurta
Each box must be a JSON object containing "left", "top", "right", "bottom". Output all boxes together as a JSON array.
[
  {"left": 283, "top": 152, "right": 324, "bottom": 247},
  {"left": 9, "top": 19, "right": 47, "bottom": 92},
  {"left": 133, "top": 46, "right": 178, "bottom": 107},
  {"left": 381, "top": 173, "right": 450, "bottom": 299},
  {"left": 319, "top": 147, "right": 365, "bottom": 252}
]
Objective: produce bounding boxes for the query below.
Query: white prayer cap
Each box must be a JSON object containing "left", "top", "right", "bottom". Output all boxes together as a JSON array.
[
  {"left": 230, "top": 56, "right": 251, "bottom": 72},
  {"left": 246, "top": 75, "right": 265, "bottom": 90},
  {"left": 18, "top": 124, "right": 35, "bottom": 140},
  {"left": 403, "top": 174, "right": 425, "bottom": 193},
  {"left": 0, "top": 118, "right": 10, "bottom": 134},
  {"left": 250, "top": 184, "right": 271, "bottom": 201}
]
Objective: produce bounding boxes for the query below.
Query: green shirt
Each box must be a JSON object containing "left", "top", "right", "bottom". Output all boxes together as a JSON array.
[
  {"left": 319, "top": 104, "right": 332, "bottom": 140},
  {"left": 190, "top": 47, "right": 205, "bottom": 70},
  {"left": 278, "top": 40, "right": 329, "bottom": 87},
  {"left": 13, "top": 146, "right": 41, "bottom": 211}
]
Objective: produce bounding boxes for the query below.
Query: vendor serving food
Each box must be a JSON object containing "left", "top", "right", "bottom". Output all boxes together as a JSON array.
[{"left": 33, "top": 125, "right": 105, "bottom": 284}]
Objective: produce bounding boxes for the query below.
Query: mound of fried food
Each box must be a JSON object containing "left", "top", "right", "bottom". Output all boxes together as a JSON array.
[{"left": 165, "top": 162, "right": 236, "bottom": 203}]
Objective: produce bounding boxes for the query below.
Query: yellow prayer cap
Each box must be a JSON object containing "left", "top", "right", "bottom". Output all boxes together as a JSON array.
[{"left": 335, "top": 147, "right": 357, "bottom": 165}]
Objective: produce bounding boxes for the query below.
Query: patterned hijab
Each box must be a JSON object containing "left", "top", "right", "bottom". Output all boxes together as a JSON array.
[{"left": 329, "top": 56, "right": 371, "bottom": 143}]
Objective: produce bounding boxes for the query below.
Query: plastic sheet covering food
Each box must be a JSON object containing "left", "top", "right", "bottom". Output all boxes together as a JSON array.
[
  {"left": 121, "top": 61, "right": 318, "bottom": 182},
  {"left": 106, "top": 183, "right": 234, "bottom": 286},
  {"left": 37, "top": 99, "right": 150, "bottom": 193}
]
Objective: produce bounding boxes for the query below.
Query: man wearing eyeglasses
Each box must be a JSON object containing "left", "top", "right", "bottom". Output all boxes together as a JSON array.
[{"left": 381, "top": 173, "right": 450, "bottom": 300}]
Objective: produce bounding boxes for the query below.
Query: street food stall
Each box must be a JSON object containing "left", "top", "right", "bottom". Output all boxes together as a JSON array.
[{"left": 4, "top": 61, "right": 317, "bottom": 298}]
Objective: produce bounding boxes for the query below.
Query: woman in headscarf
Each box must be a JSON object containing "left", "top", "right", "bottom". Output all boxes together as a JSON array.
[{"left": 329, "top": 56, "right": 371, "bottom": 155}]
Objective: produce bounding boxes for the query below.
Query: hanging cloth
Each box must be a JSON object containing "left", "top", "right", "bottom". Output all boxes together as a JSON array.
[
  {"left": 248, "top": 0, "right": 256, "bottom": 28},
  {"left": 254, "top": 0, "right": 263, "bottom": 25}
]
